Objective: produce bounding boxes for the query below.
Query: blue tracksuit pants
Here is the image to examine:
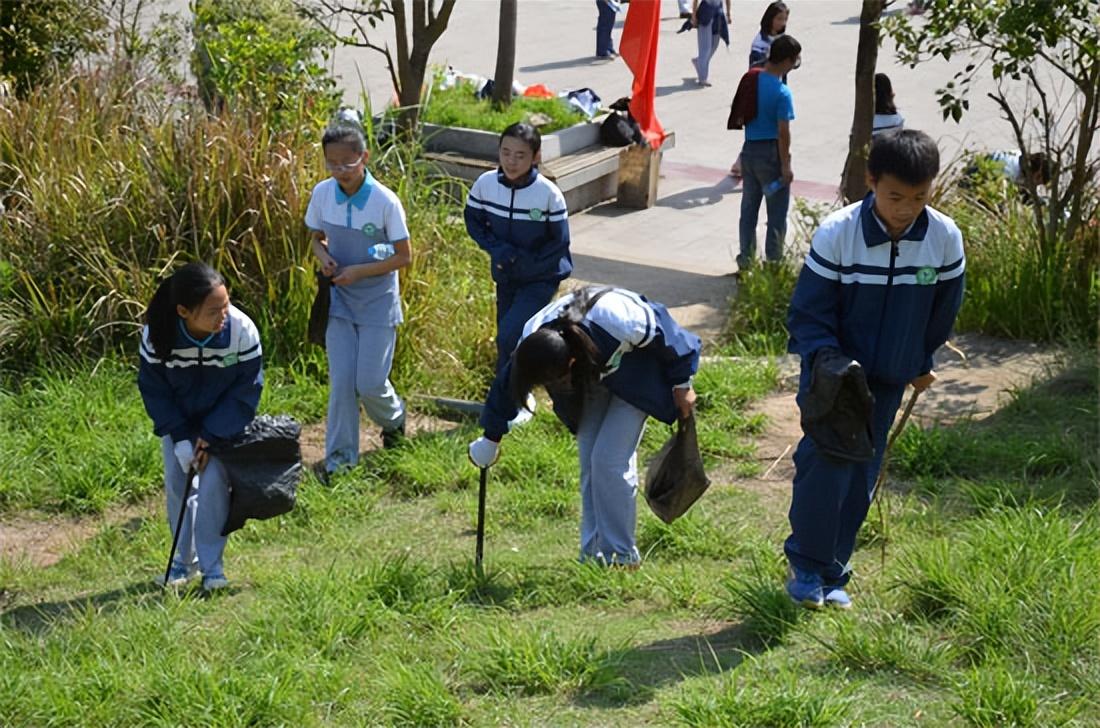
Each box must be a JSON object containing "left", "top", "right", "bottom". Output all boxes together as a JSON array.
[
  {"left": 495, "top": 280, "right": 559, "bottom": 372},
  {"left": 595, "top": 0, "right": 616, "bottom": 57},
  {"left": 576, "top": 384, "right": 648, "bottom": 565},
  {"left": 784, "top": 378, "right": 906, "bottom": 586},
  {"left": 162, "top": 436, "right": 230, "bottom": 579},
  {"left": 325, "top": 316, "right": 405, "bottom": 472}
]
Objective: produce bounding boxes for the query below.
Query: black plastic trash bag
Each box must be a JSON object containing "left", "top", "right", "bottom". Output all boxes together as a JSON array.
[
  {"left": 800, "top": 348, "right": 875, "bottom": 463},
  {"left": 207, "top": 414, "right": 302, "bottom": 536},
  {"left": 644, "top": 414, "right": 710, "bottom": 524}
]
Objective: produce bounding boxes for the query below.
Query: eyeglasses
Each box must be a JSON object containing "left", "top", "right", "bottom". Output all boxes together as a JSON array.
[{"left": 325, "top": 158, "right": 363, "bottom": 172}]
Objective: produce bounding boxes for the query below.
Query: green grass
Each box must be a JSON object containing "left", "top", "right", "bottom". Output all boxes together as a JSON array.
[
  {"left": 422, "top": 83, "right": 587, "bottom": 134},
  {"left": 1, "top": 338, "right": 1098, "bottom": 727}
]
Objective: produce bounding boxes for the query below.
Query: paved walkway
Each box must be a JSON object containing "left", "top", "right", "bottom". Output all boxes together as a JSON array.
[{"left": 163, "top": 0, "right": 1019, "bottom": 341}]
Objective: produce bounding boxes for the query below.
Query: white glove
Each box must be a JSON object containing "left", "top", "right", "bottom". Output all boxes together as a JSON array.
[
  {"left": 173, "top": 439, "right": 195, "bottom": 473},
  {"left": 468, "top": 437, "right": 500, "bottom": 468}
]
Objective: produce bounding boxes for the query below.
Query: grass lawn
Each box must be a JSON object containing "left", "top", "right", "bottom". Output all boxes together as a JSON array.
[{"left": 1, "top": 357, "right": 1097, "bottom": 726}]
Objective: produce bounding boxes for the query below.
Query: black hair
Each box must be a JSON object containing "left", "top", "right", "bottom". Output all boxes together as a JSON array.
[
  {"left": 768, "top": 34, "right": 801, "bottom": 65},
  {"left": 867, "top": 129, "right": 941, "bottom": 186},
  {"left": 322, "top": 114, "right": 366, "bottom": 154},
  {"left": 499, "top": 122, "right": 541, "bottom": 155},
  {"left": 875, "top": 73, "right": 897, "bottom": 115},
  {"left": 508, "top": 289, "right": 604, "bottom": 409},
  {"left": 144, "top": 262, "right": 225, "bottom": 360},
  {"left": 760, "top": 2, "right": 789, "bottom": 35}
]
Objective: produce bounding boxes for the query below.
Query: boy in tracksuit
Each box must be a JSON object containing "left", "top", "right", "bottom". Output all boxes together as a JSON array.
[
  {"left": 784, "top": 129, "right": 965, "bottom": 609},
  {"left": 464, "top": 122, "right": 572, "bottom": 380}
]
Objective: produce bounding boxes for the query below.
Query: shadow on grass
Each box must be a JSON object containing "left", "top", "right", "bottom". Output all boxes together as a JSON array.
[
  {"left": 575, "top": 621, "right": 764, "bottom": 708},
  {"left": 1, "top": 579, "right": 165, "bottom": 635}
]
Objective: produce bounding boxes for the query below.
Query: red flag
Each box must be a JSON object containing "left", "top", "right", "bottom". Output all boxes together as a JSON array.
[{"left": 619, "top": 0, "right": 665, "bottom": 148}]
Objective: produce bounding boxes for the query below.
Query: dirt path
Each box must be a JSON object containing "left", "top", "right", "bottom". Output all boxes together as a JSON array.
[{"left": 726, "top": 332, "right": 1064, "bottom": 504}]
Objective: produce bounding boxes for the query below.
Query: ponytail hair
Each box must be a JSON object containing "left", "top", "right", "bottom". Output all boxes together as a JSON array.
[
  {"left": 508, "top": 288, "right": 605, "bottom": 409},
  {"left": 145, "top": 262, "right": 225, "bottom": 360}
]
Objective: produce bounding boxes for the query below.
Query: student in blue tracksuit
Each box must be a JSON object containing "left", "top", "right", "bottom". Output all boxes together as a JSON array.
[
  {"left": 138, "top": 262, "right": 263, "bottom": 591},
  {"left": 468, "top": 287, "right": 700, "bottom": 567},
  {"left": 784, "top": 129, "right": 965, "bottom": 609},
  {"left": 465, "top": 123, "right": 573, "bottom": 383},
  {"left": 307, "top": 119, "right": 412, "bottom": 476}
]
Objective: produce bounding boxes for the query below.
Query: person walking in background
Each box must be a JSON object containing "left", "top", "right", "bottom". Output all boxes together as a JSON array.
[
  {"left": 138, "top": 262, "right": 263, "bottom": 592},
  {"left": 468, "top": 287, "right": 700, "bottom": 569},
  {"left": 465, "top": 122, "right": 572, "bottom": 419},
  {"left": 596, "top": 0, "right": 619, "bottom": 59},
  {"left": 783, "top": 130, "right": 965, "bottom": 609},
  {"left": 731, "top": 1, "right": 789, "bottom": 176},
  {"left": 872, "top": 73, "right": 905, "bottom": 136},
  {"left": 691, "top": 0, "right": 730, "bottom": 87},
  {"left": 307, "top": 117, "right": 412, "bottom": 479},
  {"left": 737, "top": 35, "right": 801, "bottom": 272}
]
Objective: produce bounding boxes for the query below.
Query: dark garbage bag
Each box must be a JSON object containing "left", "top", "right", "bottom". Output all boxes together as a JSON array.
[
  {"left": 644, "top": 414, "right": 710, "bottom": 524},
  {"left": 208, "top": 414, "right": 302, "bottom": 536},
  {"left": 800, "top": 347, "right": 875, "bottom": 463},
  {"left": 308, "top": 272, "right": 330, "bottom": 347}
]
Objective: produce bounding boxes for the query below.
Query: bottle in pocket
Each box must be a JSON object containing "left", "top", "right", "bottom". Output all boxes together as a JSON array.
[{"left": 764, "top": 178, "right": 787, "bottom": 197}]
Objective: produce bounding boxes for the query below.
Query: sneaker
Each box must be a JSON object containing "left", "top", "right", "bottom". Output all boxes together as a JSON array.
[
  {"left": 382, "top": 421, "right": 406, "bottom": 450},
  {"left": 786, "top": 568, "right": 825, "bottom": 609},
  {"left": 160, "top": 562, "right": 198, "bottom": 587},
  {"left": 824, "top": 586, "right": 853, "bottom": 609},
  {"left": 202, "top": 575, "right": 230, "bottom": 592}
]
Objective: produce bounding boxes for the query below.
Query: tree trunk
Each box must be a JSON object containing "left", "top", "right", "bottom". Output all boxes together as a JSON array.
[
  {"left": 840, "top": 0, "right": 885, "bottom": 203},
  {"left": 491, "top": 0, "right": 517, "bottom": 108}
]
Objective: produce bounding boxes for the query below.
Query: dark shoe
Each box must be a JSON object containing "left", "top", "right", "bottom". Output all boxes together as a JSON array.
[
  {"left": 382, "top": 422, "right": 406, "bottom": 449},
  {"left": 786, "top": 567, "right": 825, "bottom": 609},
  {"left": 310, "top": 460, "right": 332, "bottom": 485}
]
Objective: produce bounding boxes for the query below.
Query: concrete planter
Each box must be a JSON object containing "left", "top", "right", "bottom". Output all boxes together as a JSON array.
[{"left": 421, "top": 118, "right": 603, "bottom": 161}]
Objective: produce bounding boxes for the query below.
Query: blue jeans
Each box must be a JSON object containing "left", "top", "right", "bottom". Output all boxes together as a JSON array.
[
  {"left": 784, "top": 375, "right": 907, "bottom": 586},
  {"left": 596, "top": 0, "right": 616, "bottom": 56},
  {"left": 738, "top": 139, "right": 790, "bottom": 269}
]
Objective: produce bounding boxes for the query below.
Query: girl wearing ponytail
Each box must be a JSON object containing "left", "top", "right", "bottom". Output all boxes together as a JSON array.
[
  {"left": 468, "top": 287, "right": 701, "bottom": 568},
  {"left": 138, "top": 262, "right": 263, "bottom": 592}
]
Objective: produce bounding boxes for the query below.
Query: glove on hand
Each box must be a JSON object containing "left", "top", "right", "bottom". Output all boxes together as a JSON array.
[
  {"left": 468, "top": 437, "right": 500, "bottom": 468},
  {"left": 173, "top": 440, "right": 195, "bottom": 473}
]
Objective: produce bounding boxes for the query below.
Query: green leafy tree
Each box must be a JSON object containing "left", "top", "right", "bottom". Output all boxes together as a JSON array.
[
  {"left": 0, "top": 0, "right": 107, "bottom": 96},
  {"left": 883, "top": 0, "right": 1100, "bottom": 249},
  {"left": 192, "top": 0, "right": 339, "bottom": 128}
]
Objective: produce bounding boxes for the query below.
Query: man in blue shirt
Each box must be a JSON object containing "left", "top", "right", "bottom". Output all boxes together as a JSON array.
[{"left": 737, "top": 35, "right": 801, "bottom": 273}]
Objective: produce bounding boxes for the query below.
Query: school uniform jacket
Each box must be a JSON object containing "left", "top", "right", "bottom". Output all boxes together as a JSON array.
[
  {"left": 464, "top": 167, "right": 572, "bottom": 288},
  {"left": 481, "top": 288, "right": 701, "bottom": 441},
  {"left": 787, "top": 195, "right": 965, "bottom": 387},
  {"left": 138, "top": 304, "right": 264, "bottom": 444}
]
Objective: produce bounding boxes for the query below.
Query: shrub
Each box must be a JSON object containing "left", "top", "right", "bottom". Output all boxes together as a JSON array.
[
  {"left": 0, "top": 0, "right": 107, "bottom": 96},
  {"left": 422, "top": 82, "right": 586, "bottom": 134}
]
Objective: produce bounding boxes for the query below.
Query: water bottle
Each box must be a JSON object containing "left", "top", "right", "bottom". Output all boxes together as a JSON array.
[
  {"left": 764, "top": 178, "right": 787, "bottom": 197},
  {"left": 367, "top": 243, "right": 395, "bottom": 261}
]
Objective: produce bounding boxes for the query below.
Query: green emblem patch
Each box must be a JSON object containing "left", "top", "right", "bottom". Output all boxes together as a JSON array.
[
  {"left": 529, "top": 208, "right": 543, "bottom": 221},
  {"left": 362, "top": 222, "right": 377, "bottom": 237},
  {"left": 223, "top": 353, "right": 239, "bottom": 366},
  {"left": 915, "top": 266, "right": 938, "bottom": 285}
]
